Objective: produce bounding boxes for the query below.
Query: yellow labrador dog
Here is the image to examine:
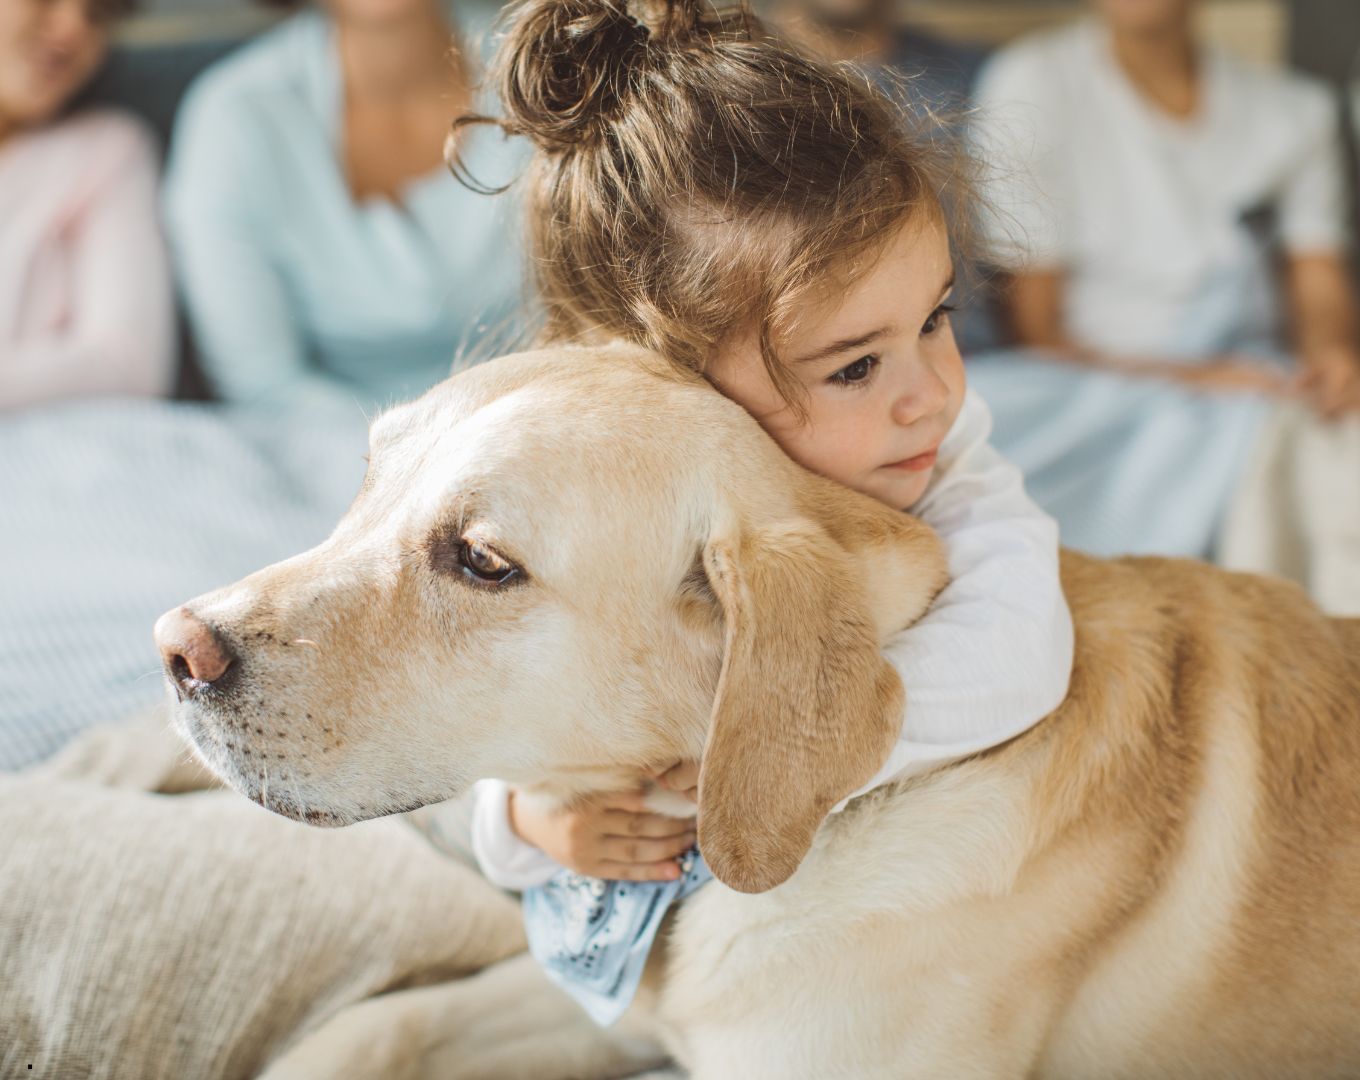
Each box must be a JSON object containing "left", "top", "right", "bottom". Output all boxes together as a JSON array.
[{"left": 156, "top": 345, "right": 1360, "bottom": 1079}]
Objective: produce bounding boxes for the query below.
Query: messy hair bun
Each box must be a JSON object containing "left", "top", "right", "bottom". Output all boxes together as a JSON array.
[
  {"left": 501, "top": 2, "right": 648, "bottom": 149},
  {"left": 484, "top": 0, "right": 741, "bottom": 150}
]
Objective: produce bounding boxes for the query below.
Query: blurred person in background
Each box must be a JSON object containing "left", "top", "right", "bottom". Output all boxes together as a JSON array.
[
  {"left": 772, "top": 0, "right": 985, "bottom": 111},
  {"left": 966, "top": 0, "right": 1360, "bottom": 608},
  {"left": 163, "top": 0, "right": 522, "bottom": 415},
  {"left": 0, "top": 0, "right": 175, "bottom": 411},
  {"left": 979, "top": 0, "right": 1360, "bottom": 413}
]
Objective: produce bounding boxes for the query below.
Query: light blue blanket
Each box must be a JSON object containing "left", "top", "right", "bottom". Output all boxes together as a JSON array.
[
  {"left": 967, "top": 351, "right": 1271, "bottom": 559},
  {"left": 0, "top": 400, "right": 369, "bottom": 771}
]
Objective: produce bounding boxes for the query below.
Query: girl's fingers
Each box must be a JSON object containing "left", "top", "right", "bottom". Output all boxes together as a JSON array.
[
  {"left": 599, "top": 831, "right": 697, "bottom": 866},
  {"left": 598, "top": 809, "right": 695, "bottom": 839},
  {"left": 591, "top": 789, "right": 652, "bottom": 814},
  {"left": 594, "top": 858, "right": 685, "bottom": 883},
  {"left": 657, "top": 759, "right": 698, "bottom": 784}
]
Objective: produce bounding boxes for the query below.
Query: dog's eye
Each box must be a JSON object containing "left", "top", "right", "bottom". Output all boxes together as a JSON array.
[{"left": 459, "top": 540, "right": 518, "bottom": 586}]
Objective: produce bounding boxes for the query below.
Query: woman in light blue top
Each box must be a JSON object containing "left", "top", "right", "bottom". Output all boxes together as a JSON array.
[{"left": 164, "top": 0, "right": 523, "bottom": 414}]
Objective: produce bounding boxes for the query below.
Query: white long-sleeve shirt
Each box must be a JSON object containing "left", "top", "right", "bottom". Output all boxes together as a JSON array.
[{"left": 472, "top": 387, "right": 1075, "bottom": 890}]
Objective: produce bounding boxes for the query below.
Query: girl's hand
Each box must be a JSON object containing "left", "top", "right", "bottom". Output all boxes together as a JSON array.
[
  {"left": 507, "top": 789, "right": 695, "bottom": 882},
  {"left": 651, "top": 759, "right": 700, "bottom": 803}
]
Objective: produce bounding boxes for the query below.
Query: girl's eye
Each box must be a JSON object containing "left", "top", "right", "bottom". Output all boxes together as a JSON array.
[
  {"left": 922, "top": 304, "right": 957, "bottom": 336},
  {"left": 829, "top": 355, "right": 878, "bottom": 387}
]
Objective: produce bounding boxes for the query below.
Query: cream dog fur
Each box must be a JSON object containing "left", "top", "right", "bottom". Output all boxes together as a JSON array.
[{"left": 157, "top": 345, "right": 1360, "bottom": 1079}]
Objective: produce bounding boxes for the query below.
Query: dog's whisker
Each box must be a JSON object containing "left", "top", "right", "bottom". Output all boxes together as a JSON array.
[
  {"left": 291, "top": 638, "right": 321, "bottom": 650},
  {"left": 286, "top": 770, "right": 309, "bottom": 821}
]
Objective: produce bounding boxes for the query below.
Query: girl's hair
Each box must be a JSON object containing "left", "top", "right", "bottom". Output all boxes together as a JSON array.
[
  {"left": 452, "top": 0, "right": 974, "bottom": 410},
  {"left": 89, "top": 0, "right": 139, "bottom": 22}
]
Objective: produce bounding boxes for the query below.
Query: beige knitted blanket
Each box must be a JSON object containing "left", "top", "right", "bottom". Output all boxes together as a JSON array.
[
  {"left": 0, "top": 712, "right": 677, "bottom": 1077},
  {"left": 0, "top": 712, "right": 669, "bottom": 1079}
]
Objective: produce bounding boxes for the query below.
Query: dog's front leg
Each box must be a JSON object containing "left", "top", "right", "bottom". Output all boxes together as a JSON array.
[{"left": 258, "top": 951, "right": 671, "bottom": 1080}]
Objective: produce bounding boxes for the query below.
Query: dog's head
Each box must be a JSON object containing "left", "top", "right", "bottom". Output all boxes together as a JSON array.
[{"left": 155, "top": 346, "right": 946, "bottom": 891}]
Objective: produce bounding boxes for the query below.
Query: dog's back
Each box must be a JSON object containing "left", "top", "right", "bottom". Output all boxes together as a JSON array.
[
  {"left": 1033, "top": 552, "right": 1360, "bottom": 1078},
  {"left": 653, "top": 553, "right": 1360, "bottom": 1079}
]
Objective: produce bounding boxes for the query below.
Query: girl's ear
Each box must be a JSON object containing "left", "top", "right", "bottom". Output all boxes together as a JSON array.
[{"left": 696, "top": 479, "right": 946, "bottom": 894}]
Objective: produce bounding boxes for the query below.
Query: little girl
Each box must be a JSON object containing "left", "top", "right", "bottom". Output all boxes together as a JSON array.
[{"left": 456, "top": 0, "right": 1074, "bottom": 1024}]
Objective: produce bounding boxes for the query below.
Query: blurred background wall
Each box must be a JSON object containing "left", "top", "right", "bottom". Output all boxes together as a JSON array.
[
  {"left": 1290, "top": 0, "right": 1360, "bottom": 82},
  {"left": 113, "top": 0, "right": 1360, "bottom": 84}
]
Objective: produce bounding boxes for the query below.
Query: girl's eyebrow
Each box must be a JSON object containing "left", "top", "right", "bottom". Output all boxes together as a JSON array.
[
  {"left": 794, "top": 327, "right": 895, "bottom": 366},
  {"left": 794, "top": 267, "right": 958, "bottom": 366}
]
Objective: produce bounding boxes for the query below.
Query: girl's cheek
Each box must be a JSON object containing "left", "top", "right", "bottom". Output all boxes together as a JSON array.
[
  {"left": 755, "top": 412, "right": 807, "bottom": 457},
  {"left": 767, "top": 423, "right": 851, "bottom": 484}
]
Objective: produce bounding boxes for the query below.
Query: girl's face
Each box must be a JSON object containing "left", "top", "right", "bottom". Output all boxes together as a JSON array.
[
  {"left": 709, "top": 216, "right": 965, "bottom": 511},
  {"left": 0, "top": 0, "right": 110, "bottom": 131}
]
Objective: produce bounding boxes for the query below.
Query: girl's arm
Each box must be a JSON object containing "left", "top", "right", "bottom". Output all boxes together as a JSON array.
[
  {"left": 1, "top": 119, "right": 175, "bottom": 409},
  {"left": 833, "top": 388, "right": 1074, "bottom": 808},
  {"left": 470, "top": 779, "right": 562, "bottom": 890},
  {"left": 470, "top": 780, "right": 695, "bottom": 887},
  {"left": 657, "top": 392, "right": 1074, "bottom": 814}
]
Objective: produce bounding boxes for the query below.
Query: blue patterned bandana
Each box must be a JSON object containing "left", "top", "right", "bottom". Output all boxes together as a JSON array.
[{"left": 522, "top": 849, "right": 713, "bottom": 1026}]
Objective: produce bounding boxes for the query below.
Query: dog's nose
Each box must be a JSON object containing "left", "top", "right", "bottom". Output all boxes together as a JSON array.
[{"left": 154, "top": 606, "right": 237, "bottom": 691}]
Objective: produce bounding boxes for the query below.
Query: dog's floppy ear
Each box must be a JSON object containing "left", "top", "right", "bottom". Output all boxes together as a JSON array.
[{"left": 696, "top": 480, "right": 946, "bottom": 894}]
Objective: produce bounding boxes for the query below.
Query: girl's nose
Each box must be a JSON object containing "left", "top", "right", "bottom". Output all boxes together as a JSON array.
[{"left": 890, "top": 363, "right": 951, "bottom": 427}]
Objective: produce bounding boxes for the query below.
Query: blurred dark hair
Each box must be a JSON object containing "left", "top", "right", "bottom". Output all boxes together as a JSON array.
[{"left": 90, "top": 0, "right": 142, "bottom": 23}]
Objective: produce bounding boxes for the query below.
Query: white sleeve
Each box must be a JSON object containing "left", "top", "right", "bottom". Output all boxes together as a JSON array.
[
  {"left": 833, "top": 389, "right": 1074, "bottom": 810},
  {"left": 469, "top": 778, "right": 561, "bottom": 890},
  {"left": 972, "top": 41, "right": 1072, "bottom": 270},
  {"left": 1277, "top": 80, "right": 1348, "bottom": 256}
]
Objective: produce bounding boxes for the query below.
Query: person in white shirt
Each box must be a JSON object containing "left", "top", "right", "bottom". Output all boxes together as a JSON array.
[
  {"left": 960, "top": 0, "right": 1360, "bottom": 604},
  {"left": 975, "top": 0, "right": 1360, "bottom": 410},
  {"left": 458, "top": 0, "right": 1074, "bottom": 896}
]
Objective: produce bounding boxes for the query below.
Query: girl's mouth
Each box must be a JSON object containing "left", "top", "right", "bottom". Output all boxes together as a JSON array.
[{"left": 885, "top": 448, "right": 938, "bottom": 472}]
